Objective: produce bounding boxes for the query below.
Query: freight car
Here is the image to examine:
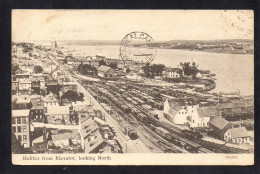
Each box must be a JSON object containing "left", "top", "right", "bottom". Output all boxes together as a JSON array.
[{"left": 181, "top": 129, "right": 203, "bottom": 139}]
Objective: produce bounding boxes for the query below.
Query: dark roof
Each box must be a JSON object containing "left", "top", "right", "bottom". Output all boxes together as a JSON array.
[
  {"left": 229, "top": 127, "right": 249, "bottom": 138},
  {"left": 31, "top": 99, "right": 44, "bottom": 110},
  {"left": 197, "top": 106, "right": 220, "bottom": 118},
  {"left": 209, "top": 116, "right": 229, "bottom": 130}
]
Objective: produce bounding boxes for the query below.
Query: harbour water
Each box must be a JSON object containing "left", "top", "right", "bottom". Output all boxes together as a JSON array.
[{"left": 61, "top": 44, "right": 254, "bottom": 96}]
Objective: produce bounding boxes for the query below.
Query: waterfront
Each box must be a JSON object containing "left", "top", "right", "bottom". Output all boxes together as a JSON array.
[{"left": 62, "top": 44, "right": 254, "bottom": 96}]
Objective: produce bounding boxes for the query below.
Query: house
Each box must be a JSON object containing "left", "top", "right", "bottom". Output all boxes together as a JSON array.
[
  {"left": 51, "top": 130, "right": 81, "bottom": 149},
  {"left": 71, "top": 101, "right": 88, "bottom": 112},
  {"left": 188, "top": 106, "right": 221, "bottom": 128},
  {"left": 208, "top": 116, "right": 231, "bottom": 140},
  {"left": 163, "top": 98, "right": 197, "bottom": 125},
  {"left": 18, "top": 79, "right": 32, "bottom": 92},
  {"left": 12, "top": 110, "right": 31, "bottom": 147},
  {"left": 12, "top": 81, "right": 19, "bottom": 95},
  {"left": 164, "top": 68, "right": 182, "bottom": 79},
  {"left": 46, "top": 106, "right": 71, "bottom": 124},
  {"left": 51, "top": 67, "right": 64, "bottom": 80},
  {"left": 97, "top": 65, "right": 114, "bottom": 78},
  {"left": 46, "top": 79, "right": 60, "bottom": 94},
  {"left": 30, "top": 98, "right": 45, "bottom": 123},
  {"left": 224, "top": 127, "right": 250, "bottom": 144},
  {"left": 42, "top": 93, "right": 59, "bottom": 107},
  {"left": 13, "top": 95, "right": 32, "bottom": 110}
]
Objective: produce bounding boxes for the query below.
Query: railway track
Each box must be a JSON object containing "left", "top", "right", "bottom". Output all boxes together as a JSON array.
[{"left": 87, "top": 82, "right": 249, "bottom": 154}]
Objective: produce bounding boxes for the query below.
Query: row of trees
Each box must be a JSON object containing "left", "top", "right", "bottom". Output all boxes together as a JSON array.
[{"left": 142, "top": 63, "right": 166, "bottom": 78}]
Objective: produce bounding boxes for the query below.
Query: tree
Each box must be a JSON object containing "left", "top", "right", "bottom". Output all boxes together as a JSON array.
[
  {"left": 34, "top": 66, "right": 43, "bottom": 74},
  {"left": 180, "top": 62, "right": 199, "bottom": 78},
  {"left": 142, "top": 63, "right": 151, "bottom": 77},
  {"left": 99, "top": 59, "right": 107, "bottom": 66},
  {"left": 109, "top": 62, "right": 118, "bottom": 69},
  {"left": 61, "top": 90, "right": 83, "bottom": 103},
  {"left": 126, "top": 67, "right": 131, "bottom": 73}
]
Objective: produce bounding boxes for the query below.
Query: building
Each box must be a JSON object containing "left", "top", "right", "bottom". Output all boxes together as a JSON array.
[
  {"left": 42, "top": 93, "right": 59, "bottom": 107},
  {"left": 164, "top": 68, "right": 182, "bottom": 79},
  {"left": 208, "top": 116, "right": 231, "bottom": 140},
  {"left": 18, "top": 79, "right": 32, "bottom": 93},
  {"left": 224, "top": 127, "right": 250, "bottom": 144},
  {"left": 71, "top": 101, "right": 88, "bottom": 112},
  {"left": 46, "top": 106, "right": 71, "bottom": 124},
  {"left": 163, "top": 98, "right": 197, "bottom": 125},
  {"left": 51, "top": 67, "right": 65, "bottom": 80},
  {"left": 51, "top": 41, "right": 57, "bottom": 49},
  {"left": 188, "top": 106, "right": 220, "bottom": 128},
  {"left": 219, "top": 102, "right": 254, "bottom": 121},
  {"left": 12, "top": 110, "right": 31, "bottom": 147},
  {"left": 97, "top": 65, "right": 114, "bottom": 78},
  {"left": 13, "top": 95, "right": 32, "bottom": 110},
  {"left": 30, "top": 98, "right": 45, "bottom": 123}
]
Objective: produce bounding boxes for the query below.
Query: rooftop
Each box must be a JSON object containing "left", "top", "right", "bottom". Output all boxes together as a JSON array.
[
  {"left": 47, "top": 106, "right": 70, "bottom": 115},
  {"left": 209, "top": 116, "right": 230, "bottom": 130},
  {"left": 12, "top": 109, "right": 30, "bottom": 117},
  {"left": 197, "top": 106, "right": 220, "bottom": 118},
  {"left": 98, "top": 65, "right": 113, "bottom": 73},
  {"left": 229, "top": 127, "right": 249, "bottom": 138}
]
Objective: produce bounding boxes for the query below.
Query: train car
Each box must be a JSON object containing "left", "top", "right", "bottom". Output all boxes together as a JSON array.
[
  {"left": 120, "top": 104, "right": 131, "bottom": 114},
  {"left": 154, "top": 127, "right": 171, "bottom": 139},
  {"left": 181, "top": 129, "right": 203, "bottom": 139},
  {"left": 136, "top": 113, "right": 148, "bottom": 122},
  {"left": 148, "top": 110, "right": 159, "bottom": 120},
  {"left": 198, "top": 147, "right": 213, "bottom": 153}
]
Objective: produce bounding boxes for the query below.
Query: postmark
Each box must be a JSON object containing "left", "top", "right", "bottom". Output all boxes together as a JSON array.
[{"left": 119, "top": 32, "right": 157, "bottom": 64}]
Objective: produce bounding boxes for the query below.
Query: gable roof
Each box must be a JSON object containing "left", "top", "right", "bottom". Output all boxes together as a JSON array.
[
  {"left": 42, "top": 93, "right": 58, "bottom": 103},
  {"left": 98, "top": 65, "right": 113, "bottom": 73},
  {"left": 209, "top": 116, "right": 230, "bottom": 130},
  {"left": 229, "top": 127, "right": 249, "bottom": 138},
  {"left": 197, "top": 106, "right": 220, "bottom": 118}
]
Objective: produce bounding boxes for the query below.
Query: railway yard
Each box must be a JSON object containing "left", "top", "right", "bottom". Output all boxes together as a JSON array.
[{"left": 78, "top": 79, "right": 252, "bottom": 154}]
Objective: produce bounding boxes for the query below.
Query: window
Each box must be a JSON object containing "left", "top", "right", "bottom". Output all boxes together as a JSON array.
[
  {"left": 22, "top": 126, "right": 27, "bottom": 132},
  {"left": 193, "top": 120, "right": 195, "bottom": 123},
  {"left": 12, "top": 118, "right": 16, "bottom": 124},
  {"left": 17, "top": 126, "right": 21, "bottom": 132},
  {"left": 23, "top": 135, "right": 27, "bottom": 141},
  {"left": 18, "top": 135, "right": 21, "bottom": 142},
  {"left": 17, "top": 118, "right": 21, "bottom": 124},
  {"left": 12, "top": 126, "right": 16, "bottom": 133},
  {"left": 22, "top": 118, "right": 27, "bottom": 124}
]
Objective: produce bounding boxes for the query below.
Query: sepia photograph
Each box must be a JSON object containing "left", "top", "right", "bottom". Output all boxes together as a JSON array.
[{"left": 11, "top": 10, "right": 254, "bottom": 165}]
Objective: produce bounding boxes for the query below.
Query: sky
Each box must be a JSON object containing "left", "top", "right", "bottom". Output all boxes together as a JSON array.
[{"left": 12, "top": 10, "right": 254, "bottom": 42}]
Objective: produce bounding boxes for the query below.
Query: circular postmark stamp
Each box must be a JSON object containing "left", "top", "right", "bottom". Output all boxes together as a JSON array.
[{"left": 120, "top": 32, "right": 157, "bottom": 64}]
